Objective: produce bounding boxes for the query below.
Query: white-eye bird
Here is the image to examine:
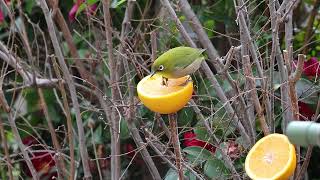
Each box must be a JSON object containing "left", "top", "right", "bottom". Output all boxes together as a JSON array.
[{"left": 151, "top": 46, "right": 205, "bottom": 85}]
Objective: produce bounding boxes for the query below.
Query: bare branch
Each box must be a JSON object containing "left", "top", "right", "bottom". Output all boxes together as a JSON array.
[
  {"left": 243, "top": 55, "right": 270, "bottom": 136},
  {"left": 0, "top": 117, "right": 13, "bottom": 180},
  {"left": 52, "top": 59, "right": 75, "bottom": 180},
  {"left": 290, "top": 54, "right": 305, "bottom": 83},
  {"left": 160, "top": 0, "right": 251, "bottom": 145},
  {"left": 102, "top": 0, "right": 121, "bottom": 179},
  {"left": 37, "top": 0, "right": 92, "bottom": 178},
  {"left": 0, "top": 42, "right": 60, "bottom": 88},
  {"left": 0, "top": 89, "right": 39, "bottom": 179}
]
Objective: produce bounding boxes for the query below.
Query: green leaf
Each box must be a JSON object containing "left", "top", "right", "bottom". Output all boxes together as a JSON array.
[
  {"left": 111, "top": 0, "right": 127, "bottom": 8},
  {"left": 296, "top": 78, "right": 320, "bottom": 104},
  {"left": 164, "top": 168, "right": 197, "bottom": 180},
  {"left": 183, "top": 146, "right": 213, "bottom": 161},
  {"left": 178, "top": 107, "right": 194, "bottom": 126},
  {"left": 194, "top": 126, "right": 209, "bottom": 141},
  {"left": 77, "top": 4, "right": 88, "bottom": 15},
  {"left": 93, "top": 125, "right": 103, "bottom": 144},
  {"left": 87, "top": 0, "right": 100, "bottom": 5},
  {"left": 204, "top": 159, "right": 229, "bottom": 179},
  {"left": 164, "top": 168, "right": 178, "bottom": 180},
  {"left": 77, "top": 0, "right": 99, "bottom": 14},
  {"left": 120, "top": 118, "right": 130, "bottom": 140},
  {"left": 214, "top": 142, "right": 228, "bottom": 160},
  {"left": 185, "top": 170, "right": 196, "bottom": 180},
  {"left": 25, "top": 0, "right": 36, "bottom": 14}
]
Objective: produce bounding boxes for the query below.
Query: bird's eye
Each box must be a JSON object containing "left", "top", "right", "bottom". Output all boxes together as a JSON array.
[{"left": 158, "top": 65, "right": 164, "bottom": 71}]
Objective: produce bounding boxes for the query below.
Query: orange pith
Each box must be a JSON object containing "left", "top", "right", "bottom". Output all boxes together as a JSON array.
[
  {"left": 245, "top": 134, "right": 296, "bottom": 180},
  {"left": 137, "top": 74, "right": 193, "bottom": 114}
]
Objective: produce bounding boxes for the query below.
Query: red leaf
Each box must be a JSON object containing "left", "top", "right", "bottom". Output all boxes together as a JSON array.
[
  {"left": 298, "top": 101, "right": 315, "bottom": 120},
  {"left": 183, "top": 132, "right": 216, "bottom": 154}
]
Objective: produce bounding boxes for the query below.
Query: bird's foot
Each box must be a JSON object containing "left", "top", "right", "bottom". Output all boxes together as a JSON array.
[
  {"left": 178, "top": 76, "right": 192, "bottom": 86},
  {"left": 162, "top": 77, "right": 169, "bottom": 86}
]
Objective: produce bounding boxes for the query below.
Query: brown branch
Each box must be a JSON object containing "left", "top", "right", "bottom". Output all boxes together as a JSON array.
[
  {"left": 168, "top": 113, "right": 183, "bottom": 180},
  {"left": 178, "top": 1, "right": 256, "bottom": 140},
  {"left": 178, "top": 0, "right": 219, "bottom": 63},
  {"left": 46, "top": 0, "right": 96, "bottom": 86},
  {"left": 218, "top": 46, "right": 235, "bottom": 73},
  {"left": 0, "top": 117, "right": 13, "bottom": 180},
  {"left": 234, "top": 0, "right": 272, "bottom": 132},
  {"left": 160, "top": 0, "right": 251, "bottom": 145},
  {"left": 151, "top": 31, "right": 157, "bottom": 62},
  {"left": 189, "top": 100, "right": 241, "bottom": 180},
  {"left": 296, "top": 146, "right": 313, "bottom": 180},
  {"left": 284, "top": 2, "right": 294, "bottom": 126},
  {"left": 145, "top": 129, "right": 206, "bottom": 180},
  {"left": 287, "top": 54, "right": 304, "bottom": 178},
  {"left": 0, "top": 89, "right": 39, "bottom": 179},
  {"left": 0, "top": 42, "right": 60, "bottom": 88},
  {"left": 119, "top": 7, "right": 162, "bottom": 177},
  {"left": 289, "top": 54, "right": 305, "bottom": 120},
  {"left": 268, "top": 0, "right": 291, "bottom": 131},
  {"left": 37, "top": 0, "right": 92, "bottom": 178},
  {"left": 302, "top": 0, "right": 320, "bottom": 54},
  {"left": 102, "top": 0, "right": 121, "bottom": 179},
  {"left": 243, "top": 55, "right": 270, "bottom": 136},
  {"left": 268, "top": 3, "right": 280, "bottom": 131},
  {"left": 37, "top": 87, "right": 66, "bottom": 179},
  {"left": 52, "top": 59, "right": 75, "bottom": 180},
  {"left": 89, "top": 126, "right": 103, "bottom": 180}
]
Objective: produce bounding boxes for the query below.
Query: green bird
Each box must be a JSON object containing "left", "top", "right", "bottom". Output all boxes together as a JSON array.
[{"left": 151, "top": 46, "right": 206, "bottom": 85}]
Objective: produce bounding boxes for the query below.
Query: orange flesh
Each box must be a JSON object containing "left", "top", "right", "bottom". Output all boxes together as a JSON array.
[
  {"left": 140, "top": 75, "right": 190, "bottom": 96},
  {"left": 248, "top": 136, "right": 290, "bottom": 178}
]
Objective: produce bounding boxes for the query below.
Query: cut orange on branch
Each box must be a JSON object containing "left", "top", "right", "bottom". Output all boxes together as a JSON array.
[
  {"left": 245, "top": 134, "right": 296, "bottom": 180},
  {"left": 137, "top": 74, "right": 193, "bottom": 114}
]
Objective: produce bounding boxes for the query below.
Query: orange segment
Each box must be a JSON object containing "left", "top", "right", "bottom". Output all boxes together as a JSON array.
[
  {"left": 245, "top": 134, "right": 296, "bottom": 180},
  {"left": 137, "top": 74, "right": 193, "bottom": 114}
]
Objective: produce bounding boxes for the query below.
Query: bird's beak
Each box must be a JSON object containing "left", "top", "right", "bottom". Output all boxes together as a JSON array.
[{"left": 150, "top": 71, "right": 156, "bottom": 77}]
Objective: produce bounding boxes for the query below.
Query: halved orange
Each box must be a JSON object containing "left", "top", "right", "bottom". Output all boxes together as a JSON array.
[
  {"left": 137, "top": 74, "right": 193, "bottom": 114},
  {"left": 245, "top": 133, "right": 296, "bottom": 180}
]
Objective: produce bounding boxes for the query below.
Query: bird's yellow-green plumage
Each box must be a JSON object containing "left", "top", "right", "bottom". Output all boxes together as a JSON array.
[{"left": 151, "top": 46, "right": 205, "bottom": 79}]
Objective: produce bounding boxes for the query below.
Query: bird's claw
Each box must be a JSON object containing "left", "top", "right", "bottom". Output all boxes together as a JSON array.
[
  {"left": 178, "top": 76, "right": 192, "bottom": 86},
  {"left": 162, "top": 77, "right": 168, "bottom": 86}
]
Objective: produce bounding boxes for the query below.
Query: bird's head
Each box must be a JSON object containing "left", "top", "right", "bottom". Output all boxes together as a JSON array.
[{"left": 151, "top": 62, "right": 166, "bottom": 77}]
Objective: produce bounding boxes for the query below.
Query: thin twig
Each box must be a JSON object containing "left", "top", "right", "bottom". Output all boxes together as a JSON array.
[
  {"left": 168, "top": 113, "right": 183, "bottom": 180},
  {"left": 302, "top": 0, "right": 320, "bottom": 54},
  {"left": 118, "top": 5, "right": 162, "bottom": 176},
  {"left": 0, "top": 117, "right": 13, "bottom": 180},
  {"left": 296, "top": 146, "right": 313, "bottom": 180},
  {"left": 37, "top": 87, "right": 66, "bottom": 179},
  {"left": 37, "top": 0, "right": 92, "bottom": 178},
  {"left": 189, "top": 100, "right": 241, "bottom": 180},
  {"left": 288, "top": 54, "right": 305, "bottom": 178},
  {"left": 289, "top": 54, "right": 305, "bottom": 120},
  {"left": 234, "top": 0, "right": 272, "bottom": 132},
  {"left": 243, "top": 55, "right": 270, "bottom": 136},
  {"left": 151, "top": 31, "right": 157, "bottom": 62},
  {"left": 46, "top": 0, "right": 97, "bottom": 86},
  {"left": 102, "top": 0, "right": 121, "bottom": 179},
  {"left": 160, "top": 0, "right": 251, "bottom": 145},
  {"left": 0, "top": 89, "right": 39, "bottom": 180},
  {"left": 52, "top": 59, "right": 75, "bottom": 180},
  {"left": 0, "top": 42, "right": 60, "bottom": 88},
  {"left": 268, "top": 0, "right": 291, "bottom": 132}
]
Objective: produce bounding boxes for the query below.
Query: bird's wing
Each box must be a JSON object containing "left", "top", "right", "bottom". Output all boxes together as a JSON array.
[{"left": 173, "top": 48, "right": 205, "bottom": 70}]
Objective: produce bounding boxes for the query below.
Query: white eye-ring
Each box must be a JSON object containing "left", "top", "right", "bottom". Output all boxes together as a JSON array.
[{"left": 158, "top": 65, "right": 164, "bottom": 71}]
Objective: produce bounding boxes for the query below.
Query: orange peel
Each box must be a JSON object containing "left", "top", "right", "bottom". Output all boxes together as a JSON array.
[{"left": 137, "top": 74, "right": 193, "bottom": 114}]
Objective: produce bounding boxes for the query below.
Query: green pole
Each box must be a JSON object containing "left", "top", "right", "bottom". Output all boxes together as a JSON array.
[{"left": 286, "top": 121, "right": 320, "bottom": 147}]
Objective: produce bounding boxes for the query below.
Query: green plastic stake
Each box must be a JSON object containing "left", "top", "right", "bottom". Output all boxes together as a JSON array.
[{"left": 286, "top": 121, "right": 320, "bottom": 147}]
